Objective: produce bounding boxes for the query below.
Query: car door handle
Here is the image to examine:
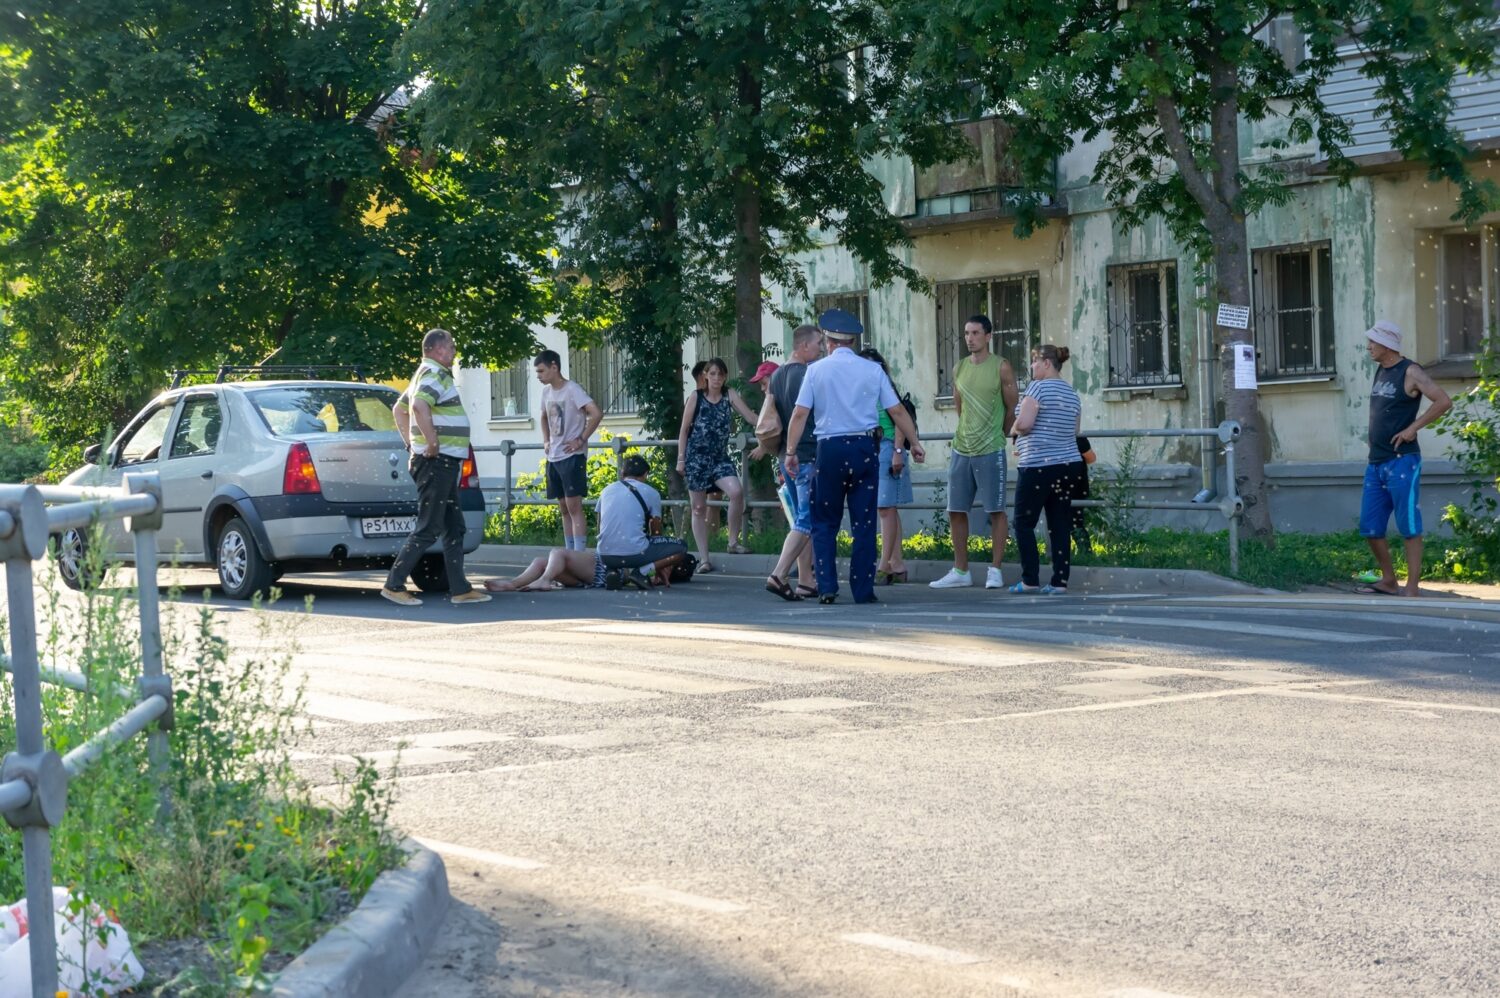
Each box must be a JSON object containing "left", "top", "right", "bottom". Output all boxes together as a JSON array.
[{"left": 200, "top": 471, "right": 214, "bottom": 480}]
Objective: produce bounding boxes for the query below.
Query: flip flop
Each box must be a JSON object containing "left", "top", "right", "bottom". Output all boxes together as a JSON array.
[
  {"left": 1353, "top": 584, "right": 1400, "bottom": 596},
  {"left": 697, "top": 563, "right": 716, "bottom": 574}
]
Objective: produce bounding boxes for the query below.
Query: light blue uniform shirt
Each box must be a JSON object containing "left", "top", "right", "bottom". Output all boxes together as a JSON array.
[{"left": 795, "top": 347, "right": 899, "bottom": 438}]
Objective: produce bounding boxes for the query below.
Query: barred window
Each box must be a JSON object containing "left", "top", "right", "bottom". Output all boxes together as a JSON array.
[
  {"left": 489, "top": 362, "right": 530, "bottom": 419},
  {"left": 813, "top": 291, "right": 872, "bottom": 344},
  {"left": 1106, "top": 261, "right": 1181, "bottom": 387},
  {"left": 1252, "top": 243, "right": 1335, "bottom": 378},
  {"left": 568, "top": 342, "right": 636, "bottom": 415},
  {"left": 933, "top": 274, "right": 1039, "bottom": 399}
]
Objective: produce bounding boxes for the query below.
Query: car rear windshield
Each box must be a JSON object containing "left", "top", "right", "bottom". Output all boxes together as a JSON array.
[{"left": 249, "top": 386, "right": 401, "bottom": 435}]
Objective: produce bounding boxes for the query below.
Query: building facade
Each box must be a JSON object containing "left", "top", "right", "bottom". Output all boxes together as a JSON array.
[{"left": 464, "top": 45, "right": 1493, "bottom": 534}]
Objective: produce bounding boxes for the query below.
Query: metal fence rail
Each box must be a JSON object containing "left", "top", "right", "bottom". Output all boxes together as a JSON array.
[
  {"left": 476, "top": 421, "right": 1245, "bottom": 573},
  {"left": 0, "top": 472, "right": 172, "bottom": 998}
]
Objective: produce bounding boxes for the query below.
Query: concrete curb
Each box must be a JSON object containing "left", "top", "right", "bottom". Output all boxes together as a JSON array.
[
  {"left": 270, "top": 839, "right": 449, "bottom": 998},
  {"left": 471, "top": 543, "right": 1272, "bottom": 595}
]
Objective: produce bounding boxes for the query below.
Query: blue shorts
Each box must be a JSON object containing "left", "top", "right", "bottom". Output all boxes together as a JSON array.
[
  {"left": 778, "top": 459, "right": 816, "bottom": 534},
  {"left": 1360, "top": 454, "right": 1423, "bottom": 539}
]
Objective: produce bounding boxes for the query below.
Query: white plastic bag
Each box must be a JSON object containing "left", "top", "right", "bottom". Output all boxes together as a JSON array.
[{"left": 0, "top": 887, "right": 145, "bottom": 998}]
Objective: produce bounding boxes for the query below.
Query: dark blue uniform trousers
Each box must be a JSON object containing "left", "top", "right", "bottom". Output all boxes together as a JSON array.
[{"left": 811, "top": 434, "right": 879, "bottom": 602}]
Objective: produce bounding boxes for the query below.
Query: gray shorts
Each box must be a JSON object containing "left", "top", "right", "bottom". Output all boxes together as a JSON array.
[{"left": 948, "top": 449, "right": 1008, "bottom": 514}]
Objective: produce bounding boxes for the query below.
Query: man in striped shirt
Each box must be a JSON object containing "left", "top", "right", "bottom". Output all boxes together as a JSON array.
[{"left": 382, "top": 328, "right": 490, "bottom": 606}]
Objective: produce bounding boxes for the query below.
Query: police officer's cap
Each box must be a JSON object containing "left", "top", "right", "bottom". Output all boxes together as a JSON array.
[{"left": 818, "top": 308, "right": 863, "bottom": 340}]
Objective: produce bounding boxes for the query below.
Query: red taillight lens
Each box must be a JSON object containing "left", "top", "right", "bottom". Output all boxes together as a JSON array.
[
  {"left": 282, "top": 442, "right": 322, "bottom": 495},
  {"left": 460, "top": 445, "right": 478, "bottom": 489}
]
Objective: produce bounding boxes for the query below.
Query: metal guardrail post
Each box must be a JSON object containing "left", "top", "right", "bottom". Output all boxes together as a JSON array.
[
  {"left": 125, "top": 473, "right": 173, "bottom": 826},
  {"left": 501, "top": 439, "right": 517, "bottom": 544},
  {"left": 0, "top": 484, "right": 63, "bottom": 998},
  {"left": 1218, "top": 421, "right": 1243, "bottom": 576}
]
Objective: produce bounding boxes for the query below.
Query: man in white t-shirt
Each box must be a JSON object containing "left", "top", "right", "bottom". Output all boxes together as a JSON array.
[
  {"left": 534, "top": 349, "right": 603, "bottom": 551},
  {"left": 596, "top": 455, "right": 688, "bottom": 585}
]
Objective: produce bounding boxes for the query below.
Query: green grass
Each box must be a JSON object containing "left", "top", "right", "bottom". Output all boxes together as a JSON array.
[{"left": 483, "top": 513, "right": 1490, "bottom": 590}]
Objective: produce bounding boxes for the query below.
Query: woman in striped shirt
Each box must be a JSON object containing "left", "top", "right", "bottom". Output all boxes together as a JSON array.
[{"left": 1009, "top": 344, "right": 1085, "bottom": 594}]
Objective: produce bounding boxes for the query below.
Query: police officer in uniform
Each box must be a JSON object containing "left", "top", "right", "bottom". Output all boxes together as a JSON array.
[{"left": 783, "top": 309, "right": 925, "bottom": 604}]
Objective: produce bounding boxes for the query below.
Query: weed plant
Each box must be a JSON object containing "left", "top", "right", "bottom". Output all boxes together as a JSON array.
[{"left": 0, "top": 525, "right": 402, "bottom": 995}]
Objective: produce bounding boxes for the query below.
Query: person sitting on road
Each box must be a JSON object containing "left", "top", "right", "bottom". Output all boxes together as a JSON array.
[
  {"left": 595, "top": 454, "right": 689, "bottom": 583},
  {"left": 485, "top": 456, "right": 686, "bottom": 592}
]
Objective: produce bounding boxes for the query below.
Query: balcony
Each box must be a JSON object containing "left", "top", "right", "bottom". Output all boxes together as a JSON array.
[{"left": 907, "top": 116, "right": 1058, "bottom": 233}]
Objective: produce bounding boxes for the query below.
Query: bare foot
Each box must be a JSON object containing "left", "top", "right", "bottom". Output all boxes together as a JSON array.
[
  {"left": 522, "top": 581, "right": 564, "bottom": 592},
  {"left": 484, "top": 579, "right": 518, "bottom": 592}
]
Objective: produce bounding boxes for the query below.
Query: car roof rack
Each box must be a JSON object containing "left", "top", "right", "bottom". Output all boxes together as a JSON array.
[{"left": 169, "top": 365, "right": 369, "bottom": 389}]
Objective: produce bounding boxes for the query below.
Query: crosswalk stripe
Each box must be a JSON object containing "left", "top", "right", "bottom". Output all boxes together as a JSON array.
[
  {"left": 301, "top": 693, "right": 442, "bottom": 724},
  {"left": 871, "top": 610, "right": 1382, "bottom": 644},
  {"left": 622, "top": 885, "right": 748, "bottom": 913},
  {"left": 296, "top": 655, "right": 660, "bottom": 705},
  {"left": 572, "top": 623, "right": 1055, "bottom": 672},
  {"left": 413, "top": 837, "right": 547, "bottom": 870},
  {"left": 840, "top": 932, "right": 985, "bottom": 965},
  {"left": 295, "top": 669, "right": 529, "bottom": 717},
  {"left": 1103, "top": 603, "right": 1500, "bottom": 636},
  {"left": 507, "top": 640, "right": 846, "bottom": 685}
]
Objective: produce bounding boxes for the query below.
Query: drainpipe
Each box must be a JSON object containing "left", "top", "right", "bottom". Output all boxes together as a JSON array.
[{"left": 1193, "top": 267, "right": 1218, "bottom": 503}]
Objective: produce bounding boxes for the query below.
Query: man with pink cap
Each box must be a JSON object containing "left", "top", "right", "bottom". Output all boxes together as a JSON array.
[{"left": 1357, "top": 320, "right": 1451, "bottom": 597}]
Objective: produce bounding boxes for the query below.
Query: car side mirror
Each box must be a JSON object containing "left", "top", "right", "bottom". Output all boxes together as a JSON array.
[{"left": 84, "top": 443, "right": 102, "bottom": 465}]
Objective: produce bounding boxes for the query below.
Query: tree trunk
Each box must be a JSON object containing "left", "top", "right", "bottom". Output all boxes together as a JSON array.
[
  {"left": 1152, "top": 56, "right": 1275, "bottom": 542},
  {"left": 1204, "top": 60, "right": 1273, "bottom": 541},
  {"left": 733, "top": 58, "right": 774, "bottom": 534},
  {"left": 733, "top": 54, "right": 764, "bottom": 380},
  {"left": 1209, "top": 227, "right": 1273, "bottom": 540}
]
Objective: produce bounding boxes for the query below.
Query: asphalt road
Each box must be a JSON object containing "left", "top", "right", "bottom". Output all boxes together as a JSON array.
[{"left": 29, "top": 559, "right": 1500, "bottom": 996}]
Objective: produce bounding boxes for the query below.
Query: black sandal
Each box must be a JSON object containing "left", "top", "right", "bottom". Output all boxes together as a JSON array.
[
  {"left": 766, "top": 575, "right": 803, "bottom": 601},
  {"left": 794, "top": 584, "right": 819, "bottom": 599}
]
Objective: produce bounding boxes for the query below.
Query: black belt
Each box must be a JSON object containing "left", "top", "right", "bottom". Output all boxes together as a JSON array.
[{"left": 819, "top": 430, "right": 879, "bottom": 440}]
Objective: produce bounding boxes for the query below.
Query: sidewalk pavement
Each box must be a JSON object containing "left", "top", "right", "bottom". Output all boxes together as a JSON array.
[
  {"left": 472, "top": 544, "right": 1269, "bottom": 596},
  {"left": 471, "top": 544, "right": 1500, "bottom": 602}
]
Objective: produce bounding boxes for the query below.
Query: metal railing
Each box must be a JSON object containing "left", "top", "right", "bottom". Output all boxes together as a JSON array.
[
  {"left": 0, "top": 472, "right": 172, "bottom": 998},
  {"left": 477, "top": 421, "right": 1245, "bottom": 573}
]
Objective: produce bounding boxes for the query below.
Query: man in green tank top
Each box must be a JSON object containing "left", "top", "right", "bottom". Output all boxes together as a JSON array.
[{"left": 930, "top": 314, "right": 1019, "bottom": 590}]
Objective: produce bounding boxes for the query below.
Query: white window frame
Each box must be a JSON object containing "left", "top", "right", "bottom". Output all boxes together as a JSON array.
[
  {"left": 1106, "top": 261, "right": 1181, "bottom": 388},
  {"left": 1436, "top": 225, "right": 1498, "bottom": 361},
  {"left": 1252, "top": 241, "right": 1335, "bottom": 379}
]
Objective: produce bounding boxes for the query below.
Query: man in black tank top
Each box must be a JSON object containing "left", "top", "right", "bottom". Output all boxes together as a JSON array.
[{"left": 1357, "top": 320, "right": 1451, "bottom": 597}]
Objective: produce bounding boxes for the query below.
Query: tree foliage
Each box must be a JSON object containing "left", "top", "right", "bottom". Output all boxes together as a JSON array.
[
  {"left": 404, "top": 0, "right": 960, "bottom": 439},
  {"left": 0, "top": 0, "right": 559, "bottom": 445},
  {"left": 896, "top": 0, "right": 1500, "bottom": 537}
]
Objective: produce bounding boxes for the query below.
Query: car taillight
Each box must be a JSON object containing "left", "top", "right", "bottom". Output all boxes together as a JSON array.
[
  {"left": 282, "top": 442, "right": 322, "bottom": 495},
  {"left": 460, "top": 446, "right": 478, "bottom": 489}
]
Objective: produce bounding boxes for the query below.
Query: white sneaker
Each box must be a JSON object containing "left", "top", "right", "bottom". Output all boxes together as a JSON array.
[
  {"left": 929, "top": 568, "right": 973, "bottom": 589},
  {"left": 985, "top": 566, "right": 1004, "bottom": 589}
]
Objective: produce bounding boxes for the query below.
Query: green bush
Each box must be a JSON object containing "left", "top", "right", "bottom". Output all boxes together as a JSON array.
[
  {"left": 0, "top": 419, "right": 52, "bottom": 483},
  {"left": 489, "top": 430, "right": 674, "bottom": 544},
  {"left": 1436, "top": 345, "right": 1500, "bottom": 580}
]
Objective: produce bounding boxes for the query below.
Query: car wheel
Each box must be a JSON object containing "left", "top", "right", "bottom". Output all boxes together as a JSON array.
[
  {"left": 411, "top": 554, "right": 451, "bottom": 593},
  {"left": 216, "top": 517, "right": 276, "bottom": 600},
  {"left": 52, "top": 528, "right": 102, "bottom": 590}
]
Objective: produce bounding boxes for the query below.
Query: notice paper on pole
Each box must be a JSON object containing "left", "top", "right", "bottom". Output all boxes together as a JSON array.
[
  {"left": 1234, "top": 343, "right": 1258, "bottom": 389},
  {"left": 1217, "top": 303, "right": 1250, "bottom": 329}
]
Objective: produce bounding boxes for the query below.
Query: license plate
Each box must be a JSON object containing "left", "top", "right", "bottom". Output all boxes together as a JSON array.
[{"left": 361, "top": 516, "right": 415, "bottom": 538}]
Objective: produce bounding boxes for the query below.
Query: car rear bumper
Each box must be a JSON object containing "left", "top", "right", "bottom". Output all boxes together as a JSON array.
[{"left": 252, "top": 493, "right": 486, "bottom": 560}]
